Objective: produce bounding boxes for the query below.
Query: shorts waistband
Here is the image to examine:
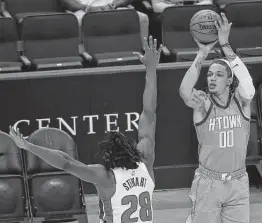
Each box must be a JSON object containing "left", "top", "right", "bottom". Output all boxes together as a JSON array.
[{"left": 197, "top": 165, "right": 246, "bottom": 181}]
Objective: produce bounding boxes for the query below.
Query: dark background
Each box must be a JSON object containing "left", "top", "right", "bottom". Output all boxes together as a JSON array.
[{"left": 1, "top": 58, "right": 262, "bottom": 193}]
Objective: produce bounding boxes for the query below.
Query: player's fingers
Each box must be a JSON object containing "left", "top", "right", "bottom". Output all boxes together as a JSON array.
[
  {"left": 153, "top": 38, "right": 157, "bottom": 52},
  {"left": 197, "top": 90, "right": 205, "bottom": 95},
  {"left": 214, "top": 21, "right": 220, "bottom": 31},
  {"left": 10, "top": 126, "right": 17, "bottom": 139},
  {"left": 143, "top": 37, "right": 149, "bottom": 51},
  {"left": 197, "top": 90, "right": 207, "bottom": 99},
  {"left": 217, "top": 16, "right": 223, "bottom": 28},
  {"left": 221, "top": 13, "right": 229, "bottom": 26},
  {"left": 229, "top": 22, "right": 232, "bottom": 30},
  {"left": 148, "top": 36, "right": 153, "bottom": 49},
  {"left": 17, "top": 128, "right": 21, "bottom": 138},
  {"left": 192, "top": 96, "right": 201, "bottom": 104},
  {"left": 11, "top": 126, "right": 16, "bottom": 134},
  {"left": 9, "top": 125, "right": 13, "bottom": 135},
  {"left": 192, "top": 93, "right": 201, "bottom": 102}
]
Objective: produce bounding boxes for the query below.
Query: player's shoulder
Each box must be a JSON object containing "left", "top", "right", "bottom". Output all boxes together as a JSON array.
[
  {"left": 88, "top": 164, "right": 111, "bottom": 180},
  {"left": 91, "top": 164, "right": 116, "bottom": 188}
]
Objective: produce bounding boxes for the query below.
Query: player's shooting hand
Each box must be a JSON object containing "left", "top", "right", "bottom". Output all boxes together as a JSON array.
[
  {"left": 194, "top": 37, "right": 218, "bottom": 55},
  {"left": 9, "top": 126, "right": 28, "bottom": 150},
  {"left": 133, "top": 36, "right": 162, "bottom": 69},
  {"left": 215, "top": 13, "right": 232, "bottom": 45}
]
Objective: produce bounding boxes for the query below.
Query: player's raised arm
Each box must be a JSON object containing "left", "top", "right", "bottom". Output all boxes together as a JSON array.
[
  {"left": 133, "top": 36, "right": 161, "bottom": 169},
  {"left": 215, "top": 13, "right": 255, "bottom": 104},
  {"left": 9, "top": 126, "right": 106, "bottom": 185},
  {"left": 179, "top": 40, "right": 217, "bottom": 109}
]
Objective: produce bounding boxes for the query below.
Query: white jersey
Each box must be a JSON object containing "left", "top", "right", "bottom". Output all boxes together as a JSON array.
[{"left": 99, "top": 162, "right": 155, "bottom": 223}]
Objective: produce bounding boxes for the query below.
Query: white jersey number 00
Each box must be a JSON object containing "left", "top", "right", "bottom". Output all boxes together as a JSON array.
[{"left": 219, "top": 130, "right": 234, "bottom": 148}]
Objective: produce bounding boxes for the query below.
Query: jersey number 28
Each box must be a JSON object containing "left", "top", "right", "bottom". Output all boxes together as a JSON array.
[{"left": 121, "top": 191, "right": 152, "bottom": 223}]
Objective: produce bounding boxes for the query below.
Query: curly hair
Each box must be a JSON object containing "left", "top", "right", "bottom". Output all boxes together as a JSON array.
[
  {"left": 97, "top": 131, "right": 142, "bottom": 170},
  {"left": 206, "top": 58, "right": 239, "bottom": 94}
]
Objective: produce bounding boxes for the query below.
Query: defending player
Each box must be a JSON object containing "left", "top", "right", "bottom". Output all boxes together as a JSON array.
[
  {"left": 179, "top": 13, "right": 255, "bottom": 223},
  {"left": 9, "top": 36, "right": 162, "bottom": 223}
]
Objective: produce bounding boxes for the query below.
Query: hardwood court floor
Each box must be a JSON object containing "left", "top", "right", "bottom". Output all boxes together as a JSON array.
[{"left": 72, "top": 187, "right": 262, "bottom": 223}]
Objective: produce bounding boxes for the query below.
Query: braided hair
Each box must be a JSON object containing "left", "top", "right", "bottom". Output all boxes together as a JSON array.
[{"left": 98, "top": 131, "right": 142, "bottom": 170}]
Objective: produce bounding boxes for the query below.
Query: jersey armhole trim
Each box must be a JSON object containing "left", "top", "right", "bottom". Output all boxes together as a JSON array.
[
  {"left": 140, "top": 162, "right": 155, "bottom": 186},
  {"left": 195, "top": 101, "right": 213, "bottom": 127},
  {"left": 233, "top": 96, "right": 250, "bottom": 122}
]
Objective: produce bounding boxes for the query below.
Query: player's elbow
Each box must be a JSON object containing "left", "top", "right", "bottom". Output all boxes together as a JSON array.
[
  {"left": 143, "top": 147, "right": 155, "bottom": 165},
  {"left": 179, "top": 87, "right": 191, "bottom": 105},
  {"left": 239, "top": 82, "right": 255, "bottom": 100},
  {"left": 179, "top": 86, "right": 188, "bottom": 101}
]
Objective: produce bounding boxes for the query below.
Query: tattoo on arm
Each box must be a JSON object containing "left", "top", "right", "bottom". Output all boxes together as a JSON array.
[
  {"left": 221, "top": 42, "right": 237, "bottom": 61},
  {"left": 194, "top": 53, "right": 207, "bottom": 72}
]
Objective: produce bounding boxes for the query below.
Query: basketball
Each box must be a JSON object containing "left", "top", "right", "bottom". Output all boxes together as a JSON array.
[{"left": 190, "top": 10, "right": 220, "bottom": 44}]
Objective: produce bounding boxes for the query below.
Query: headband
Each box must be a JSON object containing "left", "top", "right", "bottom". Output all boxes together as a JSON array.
[{"left": 217, "top": 58, "right": 234, "bottom": 78}]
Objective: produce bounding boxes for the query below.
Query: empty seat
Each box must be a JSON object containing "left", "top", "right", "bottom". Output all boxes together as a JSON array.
[
  {"left": 161, "top": 5, "right": 221, "bottom": 62},
  {"left": 224, "top": 1, "right": 262, "bottom": 57},
  {"left": 25, "top": 128, "right": 88, "bottom": 222},
  {"left": 4, "top": 0, "right": 63, "bottom": 20},
  {"left": 82, "top": 9, "right": 143, "bottom": 67},
  {"left": 0, "top": 131, "right": 29, "bottom": 222},
  {"left": 0, "top": 17, "right": 22, "bottom": 72},
  {"left": 20, "top": 13, "right": 83, "bottom": 71}
]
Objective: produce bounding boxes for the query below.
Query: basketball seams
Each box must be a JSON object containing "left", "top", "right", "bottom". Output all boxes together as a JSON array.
[
  {"left": 190, "top": 10, "right": 218, "bottom": 24},
  {"left": 190, "top": 10, "right": 212, "bottom": 21},
  {"left": 190, "top": 21, "right": 217, "bottom": 28},
  {"left": 190, "top": 10, "right": 209, "bottom": 22},
  {"left": 191, "top": 29, "right": 218, "bottom": 36},
  {"left": 189, "top": 9, "right": 219, "bottom": 44}
]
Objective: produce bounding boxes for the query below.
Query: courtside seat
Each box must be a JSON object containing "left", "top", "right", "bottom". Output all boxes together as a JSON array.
[
  {"left": 0, "top": 17, "right": 23, "bottom": 73},
  {"left": 20, "top": 13, "right": 83, "bottom": 71},
  {"left": 225, "top": 1, "right": 262, "bottom": 58},
  {"left": 25, "top": 128, "right": 88, "bottom": 223},
  {"left": 81, "top": 9, "right": 143, "bottom": 67},
  {"left": 3, "top": 0, "right": 63, "bottom": 20},
  {"left": 0, "top": 131, "right": 30, "bottom": 222},
  {"left": 160, "top": 5, "right": 221, "bottom": 62}
]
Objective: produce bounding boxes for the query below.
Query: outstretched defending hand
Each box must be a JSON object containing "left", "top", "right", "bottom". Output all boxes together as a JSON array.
[
  {"left": 134, "top": 36, "right": 162, "bottom": 69},
  {"left": 9, "top": 126, "right": 28, "bottom": 150}
]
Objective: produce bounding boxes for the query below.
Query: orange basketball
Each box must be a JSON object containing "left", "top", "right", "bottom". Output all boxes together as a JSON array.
[{"left": 190, "top": 10, "right": 220, "bottom": 44}]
